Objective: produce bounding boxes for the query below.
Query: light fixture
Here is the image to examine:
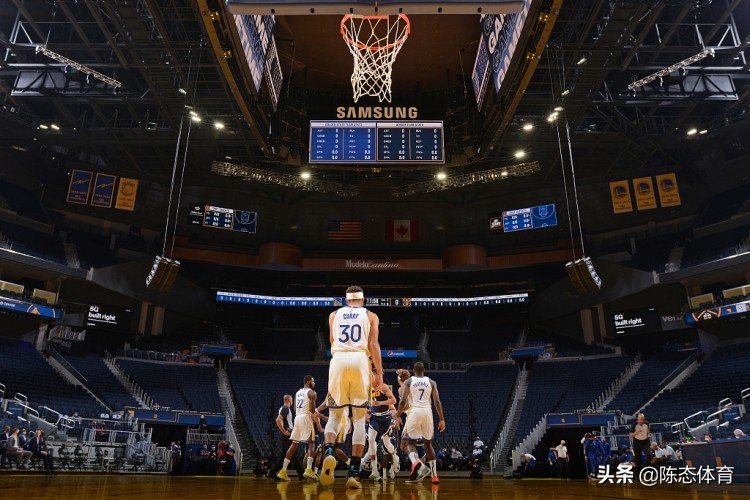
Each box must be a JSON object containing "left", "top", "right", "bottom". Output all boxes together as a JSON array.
[
  {"left": 627, "top": 49, "right": 715, "bottom": 91},
  {"left": 191, "top": 115, "right": 202, "bottom": 123},
  {"left": 699, "top": 129, "right": 708, "bottom": 135},
  {"left": 178, "top": 88, "right": 187, "bottom": 95},
  {"left": 214, "top": 122, "right": 225, "bottom": 130},
  {"left": 36, "top": 46, "right": 122, "bottom": 88},
  {"left": 515, "top": 150, "right": 526, "bottom": 158},
  {"left": 576, "top": 56, "right": 587, "bottom": 65},
  {"left": 501, "top": 170, "right": 509, "bottom": 177},
  {"left": 38, "top": 124, "right": 49, "bottom": 129},
  {"left": 50, "top": 124, "right": 60, "bottom": 130},
  {"left": 436, "top": 172, "right": 447, "bottom": 180},
  {"left": 547, "top": 113, "right": 558, "bottom": 122},
  {"left": 687, "top": 128, "right": 698, "bottom": 136},
  {"left": 300, "top": 171, "right": 311, "bottom": 180},
  {"left": 561, "top": 89, "right": 571, "bottom": 96},
  {"left": 189, "top": 110, "right": 197, "bottom": 116},
  {"left": 522, "top": 123, "right": 534, "bottom": 131},
  {"left": 554, "top": 106, "right": 563, "bottom": 112}
]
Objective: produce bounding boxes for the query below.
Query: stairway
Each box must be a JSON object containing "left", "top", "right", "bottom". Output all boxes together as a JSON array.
[
  {"left": 490, "top": 369, "right": 528, "bottom": 473},
  {"left": 45, "top": 350, "right": 112, "bottom": 414},
  {"left": 60, "top": 233, "right": 81, "bottom": 268},
  {"left": 102, "top": 354, "right": 150, "bottom": 409},
  {"left": 217, "top": 368, "right": 254, "bottom": 472},
  {"left": 597, "top": 358, "right": 643, "bottom": 411}
]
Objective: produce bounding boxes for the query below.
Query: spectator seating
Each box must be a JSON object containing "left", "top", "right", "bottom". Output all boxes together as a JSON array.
[
  {"left": 379, "top": 327, "right": 421, "bottom": 350},
  {"left": 115, "top": 359, "right": 222, "bottom": 413},
  {"left": 0, "top": 338, "right": 106, "bottom": 417},
  {"left": 0, "top": 180, "right": 49, "bottom": 223},
  {"left": 66, "top": 230, "right": 120, "bottom": 269},
  {"left": 62, "top": 354, "right": 139, "bottom": 411},
  {"left": 643, "top": 342, "right": 750, "bottom": 422},
  {"left": 524, "top": 329, "right": 614, "bottom": 357},
  {"left": 680, "top": 226, "right": 750, "bottom": 269},
  {"left": 428, "top": 325, "right": 521, "bottom": 362},
  {"left": 0, "top": 222, "right": 66, "bottom": 265},
  {"left": 604, "top": 351, "right": 693, "bottom": 415},
  {"left": 696, "top": 185, "right": 750, "bottom": 228},
  {"left": 515, "top": 357, "right": 633, "bottom": 443}
]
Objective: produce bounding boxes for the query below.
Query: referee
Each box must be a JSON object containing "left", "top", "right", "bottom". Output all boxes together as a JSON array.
[
  {"left": 629, "top": 413, "right": 652, "bottom": 471},
  {"left": 268, "top": 395, "right": 305, "bottom": 480}
]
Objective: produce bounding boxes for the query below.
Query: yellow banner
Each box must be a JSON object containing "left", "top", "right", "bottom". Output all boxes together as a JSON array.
[
  {"left": 115, "top": 177, "right": 139, "bottom": 211},
  {"left": 633, "top": 176, "right": 657, "bottom": 210},
  {"left": 655, "top": 173, "right": 681, "bottom": 207},
  {"left": 609, "top": 180, "right": 633, "bottom": 213}
]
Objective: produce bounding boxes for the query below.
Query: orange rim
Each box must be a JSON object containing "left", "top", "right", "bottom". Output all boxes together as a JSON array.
[{"left": 341, "top": 14, "right": 410, "bottom": 52}]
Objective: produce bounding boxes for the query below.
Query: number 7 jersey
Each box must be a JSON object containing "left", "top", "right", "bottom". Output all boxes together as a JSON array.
[
  {"left": 331, "top": 306, "right": 371, "bottom": 354},
  {"left": 409, "top": 376, "right": 432, "bottom": 409}
]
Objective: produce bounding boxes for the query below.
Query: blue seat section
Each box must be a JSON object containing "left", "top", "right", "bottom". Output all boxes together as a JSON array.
[
  {"left": 643, "top": 343, "right": 750, "bottom": 422},
  {"left": 116, "top": 359, "right": 222, "bottom": 413},
  {"left": 258, "top": 328, "right": 318, "bottom": 361},
  {"left": 62, "top": 354, "right": 139, "bottom": 412},
  {"left": 0, "top": 180, "right": 50, "bottom": 223},
  {"left": 515, "top": 357, "right": 633, "bottom": 443},
  {"left": 629, "top": 232, "right": 689, "bottom": 273},
  {"left": 379, "top": 327, "right": 421, "bottom": 350},
  {"left": 0, "top": 222, "right": 67, "bottom": 265},
  {"left": 226, "top": 361, "right": 517, "bottom": 459},
  {"left": 525, "top": 329, "right": 614, "bottom": 357},
  {"left": 0, "top": 338, "right": 107, "bottom": 417},
  {"left": 696, "top": 185, "right": 750, "bottom": 227},
  {"left": 605, "top": 351, "right": 692, "bottom": 415},
  {"left": 428, "top": 325, "right": 521, "bottom": 362},
  {"left": 680, "top": 226, "right": 750, "bottom": 269},
  {"left": 66, "top": 230, "right": 121, "bottom": 269}
]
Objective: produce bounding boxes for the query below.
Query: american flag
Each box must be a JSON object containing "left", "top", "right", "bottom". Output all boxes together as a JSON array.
[{"left": 328, "top": 220, "right": 362, "bottom": 240}]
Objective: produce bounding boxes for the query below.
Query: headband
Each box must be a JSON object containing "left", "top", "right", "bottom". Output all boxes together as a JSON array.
[{"left": 346, "top": 292, "right": 364, "bottom": 300}]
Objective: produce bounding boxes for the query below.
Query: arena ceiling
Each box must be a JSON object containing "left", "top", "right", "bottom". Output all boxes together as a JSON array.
[{"left": 0, "top": 0, "right": 749, "bottom": 203}]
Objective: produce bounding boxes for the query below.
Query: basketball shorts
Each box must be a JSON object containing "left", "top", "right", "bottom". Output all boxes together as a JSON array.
[
  {"left": 370, "top": 414, "right": 392, "bottom": 440},
  {"left": 326, "top": 351, "right": 370, "bottom": 408},
  {"left": 290, "top": 414, "right": 314, "bottom": 443},
  {"left": 404, "top": 407, "right": 434, "bottom": 441}
]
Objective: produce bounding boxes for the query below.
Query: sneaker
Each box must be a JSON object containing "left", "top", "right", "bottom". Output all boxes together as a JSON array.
[
  {"left": 370, "top": 470, "right": 382, "bottom": 482},
  {"left": 408, "top": 462, "right": 422, "bottom": 481},
  {"left": 304, "top": 468, "right": 319, "bottom": 481},
  {"left": 431, "top": 476, "right": 440, "bottom": 484},
  {"left": 416, "top": 464, "right": 431, "bottom": 481},
  {"left": 276, "top": 469, "right": 290, "bottom": 481},
  {"left": 346, "top": 475, "right": 362, "bottom": 489},
  {"left": 320, "top": 455, "right": 337, "bottom": 486}
]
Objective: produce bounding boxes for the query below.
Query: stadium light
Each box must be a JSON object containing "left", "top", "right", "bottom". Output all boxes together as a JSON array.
[
  {"left": 436, "top": 172, "right": 447, "bottom": 180},
  {"left": 627, "top": 49, "right": 714, "bottom": 91},
  {"left": 300, "top": 171, "right": 311, "bottom": 180},
  {"left": 515, "top": 150, "right": 526, "bottom": 158},
  {"left": 36, "top": 46, "right": 122, "bottom": 88},
  {"left": 522, "top": 123, "right": 534, "bottom": 131}
]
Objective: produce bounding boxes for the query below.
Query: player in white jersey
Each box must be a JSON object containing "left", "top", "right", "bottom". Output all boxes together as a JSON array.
[
  {"left": 396, "top": 362, "right": 445, "bottom": 484},
  {"left": 277, "top": 375, "right": 319, "bottom": 481},
  {"left": 320, "top": 286, "right": 382, "bottom": 489}
]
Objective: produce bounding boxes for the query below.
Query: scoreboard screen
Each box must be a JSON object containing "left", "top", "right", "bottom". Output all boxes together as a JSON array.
[
  {"left": 309, "top": 120, "right": 444, "bottom": 164},
  {"left": 189, "top": 203, "right": 257, "bottom": 233},
  {"left": 490, "top": 203, "right": 558, "bottom": 233}
]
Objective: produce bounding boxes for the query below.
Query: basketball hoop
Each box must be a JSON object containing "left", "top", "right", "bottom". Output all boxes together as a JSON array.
[{"left": 341, "top": 14, "right": 410, "bottom": 103}]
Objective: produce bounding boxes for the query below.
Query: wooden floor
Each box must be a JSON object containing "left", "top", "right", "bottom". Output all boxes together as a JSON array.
[{"left": 0, "top": 474, "right": 747, "bottom": 499}]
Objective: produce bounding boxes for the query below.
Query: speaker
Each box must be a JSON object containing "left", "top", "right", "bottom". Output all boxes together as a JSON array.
[
  {"left": 566, "top": 257, "right": 602, "bottom": 294},
  {"left": 145, "top": 256, "right": 180, "bottom": 292}
]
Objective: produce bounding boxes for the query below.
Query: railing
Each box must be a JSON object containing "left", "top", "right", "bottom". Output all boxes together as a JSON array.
[
  {"left": 38, "top": 406, "right": 74, "bottom": 429},
  {"left": 84, "top": 427, "right": 153, "bottom": 445},
  {"left": 511, "top": 415, "right": 547, "bottom": 469},
  {"left": 48, "top": 347, "right": 88, "bottom": 384},
  {"left": 590, "top": 356, "right": 640, "bottom": 411},
  {"left": 657, "top": 351, "right": 697, "bottom": 388},
  {"left": 490, "top": 370, "right": 527, "bottom": 470},
  {"left": 105, "top": 351, "right": 154, "bottom": 408}
]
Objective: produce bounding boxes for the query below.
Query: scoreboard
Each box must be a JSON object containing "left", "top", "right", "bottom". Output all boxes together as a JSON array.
[
  {"left": 309, "top": 120, "right": 444, "bottom": 164},
  {"left": 490, "top": 203, "right": 558, "bottom": 233},
  {"left": 189, "top": 203, "right": 257, "bottom": 233},
  {"left": 216, "top": 291, "right": 528, "bottom": 307}
]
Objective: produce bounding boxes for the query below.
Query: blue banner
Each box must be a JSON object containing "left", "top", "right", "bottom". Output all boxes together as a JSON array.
[
  {"left": 67, "top": 169, "right": 93, "bottom": 204},
  {"left": 90, "top": 173, "right": 117, "bottom": 208},
  {"left": 0, "top": 296, "right": 61, "bottom": 319},
  {"left": 685, "top": 299, "right": 750, "bottom": 324}
]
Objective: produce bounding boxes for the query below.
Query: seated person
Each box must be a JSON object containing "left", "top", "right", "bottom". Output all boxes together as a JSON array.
[
  {"left": 5, "top": 428, "right": 32, "bottom": 468},
  {"left": 29, "top": 429, "right": 55, "bottom": 474}
]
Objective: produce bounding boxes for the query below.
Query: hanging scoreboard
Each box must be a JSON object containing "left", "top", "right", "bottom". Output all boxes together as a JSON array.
[
  {"left": 189, "top": 203, "right": 257, "bottom": 233},
  {"left": 490, "top": 203, "right": 558, "bottom": 233},
  {"left": 309, "top": 120, "right": 444, "bottom": 164}
]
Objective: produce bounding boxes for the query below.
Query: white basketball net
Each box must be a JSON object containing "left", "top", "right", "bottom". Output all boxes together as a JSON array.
[{"left": 341, "top": 15, "right": 410, "bottom": 103}]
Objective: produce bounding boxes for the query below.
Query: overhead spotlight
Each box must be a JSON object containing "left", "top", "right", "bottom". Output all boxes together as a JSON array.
[
  {"left": 38, "top": 124, "right": 49, "bottom": 129},
  {"left": 547, "top": 113, "right": 558, "bottom": 122},
  {"left": 300, "top": 171, "right": 311, "bottom": 180},
  {"left": 699, "top": 129, "right": 708, "bottom": 135},
  {"left": 686, "top": 128, "right": 698, "bottom": 136},
  {"left": 561, "top": 88, "right": 571, "bottom": 96},
  {"left": 214, "top": 122, "right": 225, "bottom": 130},
  {"left": 515, "top": 150, "right": 526, "bottom": 159},
  {"left": 554, "top": 106, "right": 563, "bottom": 112},
  {"left": 436, "top": 172, "right": 447, "bottom": 180},
  {"left": 178, "top": 88, "right": 187, "bottom": 95},
  {"left": 191, "top": 115, "right": 201, "bottom": 123},
  {"left": 576, "top": 56, "right": 587, "bottom": 65},
  {"left": 522, "top": 123, "right": 534, "bottom": 131},
  {"left": 501, "top": 170, "right": 509, "bottom": 177},
  {"left": 189, "top": 110, "right": 197, "bottom": 116},
  {"left": 50, "top": 124, "right": 60, "bottom": 130}
]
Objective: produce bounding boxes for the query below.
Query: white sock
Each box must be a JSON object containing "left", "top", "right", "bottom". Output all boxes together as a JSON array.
[
  {"left": 306, "top": 457, "right": 313, "bottom": 470},
  {"left": 409, "top": 452, "right": 420, "bottom": 466},
  {"left": 429, "top": 460, "right": 436, "bottom": 477},
  {"left": 345, "top": 458, "right": 351, "bottom": 467},
  {"left": 282, "top": 458, "right": 290, "bottom": 471},
  {"left": 313, "top": 467, "right": 318, "bottom": 474}
]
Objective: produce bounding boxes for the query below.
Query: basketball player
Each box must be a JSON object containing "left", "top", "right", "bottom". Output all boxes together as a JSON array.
[
  {"left": 313, "top": 403, "right": 352, "bottom": 475},
  {"left": 363, "top": 370, "right": 399, "bottom": 481},
  {"left": 320, "top": 286, "right": 383, "bottom": 489},
  {"left": 396, "top": 362, "right": 445, "bottom": 484},
  {"left": 277, "top": 375, "right": 319, "bottom": 481}
]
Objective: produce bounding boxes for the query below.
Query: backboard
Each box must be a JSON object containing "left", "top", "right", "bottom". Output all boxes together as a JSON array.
[{"left": 226, "top": 1, "right": 524, "bottom": 16}]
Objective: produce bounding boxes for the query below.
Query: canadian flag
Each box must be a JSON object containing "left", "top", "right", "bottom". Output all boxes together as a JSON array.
[{"left": 386, "top": 220, "right": 419, "bottom": 242}]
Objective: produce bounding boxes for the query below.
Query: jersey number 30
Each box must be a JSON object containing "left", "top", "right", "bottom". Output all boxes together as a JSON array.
[{"left": 339, "top": 324, "right": 362, "bottom": 343}]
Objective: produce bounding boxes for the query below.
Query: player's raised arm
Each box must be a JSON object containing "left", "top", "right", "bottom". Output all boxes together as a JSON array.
[
  {"left": 368, "top": 310, "right": 383, "bottom": 390},
  {"left": 431, "top": 380, "right": 446, "bottom": 432},
  {"left": 373, "top": 383, "right": 397, "bottom": 407}
]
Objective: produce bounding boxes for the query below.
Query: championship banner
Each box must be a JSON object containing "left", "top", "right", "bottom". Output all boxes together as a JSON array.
[
  {"left": 90, "top": 173, "right": 117, "bottom": 208},
  {"left": 633, "top": 176, "right": 657, "bottom": 211},
  {"left": 115, "top": 177, "right": 139, "bottom": 211},
  {"left": 66, "top": 169, "right": 93, "bottom": 204},
  {"left": 655, "top": 173, "right": 681, "bottom": 207},
  {"left": 609, "top": 180, "right": 633, "bottom": 213}
]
